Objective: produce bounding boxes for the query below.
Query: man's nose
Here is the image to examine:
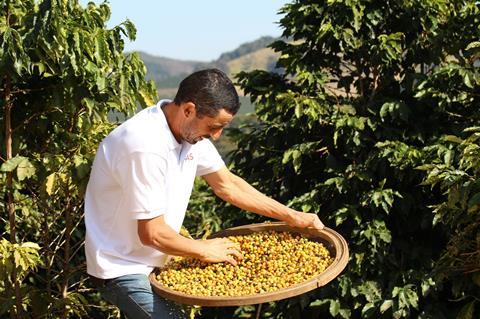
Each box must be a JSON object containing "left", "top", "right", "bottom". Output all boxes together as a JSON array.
[{"left": 210, "top": 128, "right": 223, "bottom": 140}]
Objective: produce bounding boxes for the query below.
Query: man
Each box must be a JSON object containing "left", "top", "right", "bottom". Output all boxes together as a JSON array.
[{"left": 84, "top": 69, "right": 324, "bottom": 318}]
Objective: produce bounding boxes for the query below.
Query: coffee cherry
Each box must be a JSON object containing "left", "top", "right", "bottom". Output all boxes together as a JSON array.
[{"left": 155, "top": 231, "right": 333, "bottom": 297}]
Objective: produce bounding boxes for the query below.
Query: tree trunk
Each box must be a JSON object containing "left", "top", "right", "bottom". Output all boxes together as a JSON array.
[
  {"left": 61, "top": 190, "right": 72, "bottom": 319},
  {"left": 4, "top": 75, "right": 23, "bottom": 318}
]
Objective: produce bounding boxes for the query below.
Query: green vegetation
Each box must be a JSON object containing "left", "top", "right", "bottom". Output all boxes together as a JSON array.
[
  {"left": 0, "top": 0, "right": 156, "bottom": 317},
  {"left": 189, "top": 0, "right": 480, "bottom": 318},
  {"left": 1, "top": 0, "right": 479, "bottom": 318}
]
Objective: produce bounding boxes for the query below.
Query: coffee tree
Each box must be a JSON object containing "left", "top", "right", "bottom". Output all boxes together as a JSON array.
[
  {"left": 202, "top": 0, "right": 479, "bottom": 318},
  {"left": 0, "top": 0, "right": 156, "bottom": 317}
]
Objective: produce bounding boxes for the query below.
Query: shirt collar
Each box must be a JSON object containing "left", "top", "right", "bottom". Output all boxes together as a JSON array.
[{"left": 156, "top": 99, "right": 182, "bottom": 151}]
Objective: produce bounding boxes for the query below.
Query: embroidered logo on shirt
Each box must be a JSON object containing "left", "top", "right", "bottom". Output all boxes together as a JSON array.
[{"left": 185, "top": 153, "right": 194, "bottom": 161}]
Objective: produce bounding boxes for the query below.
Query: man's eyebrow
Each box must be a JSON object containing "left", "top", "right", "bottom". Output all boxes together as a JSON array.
[
  {"left": 211, "top": 122, "right": 230, "bottom": 128},
  {"left": 209, "top": 125, "right": 224, "bottom": 130}
]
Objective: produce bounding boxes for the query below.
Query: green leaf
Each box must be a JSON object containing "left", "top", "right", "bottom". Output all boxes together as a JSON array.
[
  {"left": 464, "top": 126, "right": 480, "bottom": 133},
  {"left": 121, "top": 19, "right": 137, "bottom": 40},
  {"left": 329, "top": 299, "right": 340, "bottom": 316},
  {"left": 443, "top": 135, "right": 463, "bottom": 144},
  {"left": 13, "top": 250, "right": 21, "bottom": 266},
  {"left": 16, "top": 157, "right": 36, "bottom": 181},
  {"left": 467, "top": 193, "right": 480, "bottom": 209},
  {"left": 310, "top": 299, "right": 329, "bottom": 307},
  {"left": 463, "top": 72, "right": 474, "bottom": 88},
  {"left": 465, "top": 41, "right": 480, "bottom": 51},
  {"left": 45, "top": 173, "right": 56, "bottom": 195},
  {"left": 444, "top": 149, "right": 454, "bottom": 166},
  {"left": 20, "top": 242, "right": 41, "bottom": 250},
  {"left": 1, "top": 156, "right": 25, "bottom": 172},
  {"left": 421, "top": 277, "right": 435, "bottom": 296},
  {"left": 456, "top": 301, "right": 475, "bottom": 319},
  {"left": 380, "top": 300, "right": 393, "bottom": 313},
  {"left": 295, "top": 102, "right": 302, "bottom": 118},
  {"left": 301, "top": 203, "right": 312, "bottom": 212},
  {"left": 0, "top": 298, "right": 15, "bottom": 315},
  {"left": 362, "top": 303, "right": 376, "bottom": 317},
  {"left": 351, "top": 4, "right": 363, "bottom": 32},
  {"left": 339, "top": 308, "right": 352, "bottom": 319},
  {"left": 96, "top": 75, "right": 106, "bottom": 91},
  {"left": 472, "top": 273, "right": 480, "bottom": 287},
  {"left": 0, "top": 156, "right": 35, "bottom": 180},
  {"left": 379, "top": 101, "right": 410, "bottom": 122},
  {"left": 292, "top": 150, "right": 302, "bottom": 172}
]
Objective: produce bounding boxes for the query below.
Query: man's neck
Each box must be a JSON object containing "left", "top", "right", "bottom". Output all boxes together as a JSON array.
[{"left": 161, "top": 102, "right": 182, "bottom": 143}]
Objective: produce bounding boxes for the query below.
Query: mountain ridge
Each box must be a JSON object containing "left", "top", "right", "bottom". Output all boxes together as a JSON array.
[{"left": 137, "top": 36, "right": 282, "bottom": 99}]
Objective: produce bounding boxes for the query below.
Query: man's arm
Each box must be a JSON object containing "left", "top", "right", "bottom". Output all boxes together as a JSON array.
[
  {"left": 137, "top": 215, "right": 242, "bottom": 265},
  {"left": 202, "top": 167, "right": 324, "bottom": 230}
]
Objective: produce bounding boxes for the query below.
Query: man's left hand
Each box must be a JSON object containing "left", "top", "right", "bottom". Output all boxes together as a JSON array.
[{"left": 286, "top": 211, "right": 324, "bottom": 231}]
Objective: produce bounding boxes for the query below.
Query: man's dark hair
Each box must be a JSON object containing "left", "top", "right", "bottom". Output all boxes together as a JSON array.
[{"left": 173, "top": 69, "right": 240, "bottom": 118}]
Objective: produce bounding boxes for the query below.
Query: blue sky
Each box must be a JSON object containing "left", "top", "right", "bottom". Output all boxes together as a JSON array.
[{"left": 80, "top": 1, "right": 289, "bottom": 61}]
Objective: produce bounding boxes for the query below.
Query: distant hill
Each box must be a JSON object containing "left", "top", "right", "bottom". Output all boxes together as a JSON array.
[
  {"left": 139, "top": 53, "right": 204, "bottom": 89},
  {"left": 226, "top": 47, "right": 280, "bottom": 75},
  {"left": 217, "top": 36, "right": 278, "bottom": 63},
  {"left": 138, "top": 36, "right": 282, "bottom": 103}
]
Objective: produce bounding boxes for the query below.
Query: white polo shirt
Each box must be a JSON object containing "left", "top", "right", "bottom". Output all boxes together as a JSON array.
[{"left": 84, "top": 100, "right": 225, "bottom": 279}]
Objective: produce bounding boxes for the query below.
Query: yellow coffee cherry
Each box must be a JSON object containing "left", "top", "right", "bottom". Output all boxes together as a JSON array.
[{"left": 155, "top": 231, "right": 333, "bottom": 297}]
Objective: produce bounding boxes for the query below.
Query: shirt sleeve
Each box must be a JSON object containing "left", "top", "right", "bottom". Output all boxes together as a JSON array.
[
  {"left": 195, "top": 139, "right": 226, "bottom": 176},
  {"left": 114, "top": 152, "right": 168, "bottom": 220}
]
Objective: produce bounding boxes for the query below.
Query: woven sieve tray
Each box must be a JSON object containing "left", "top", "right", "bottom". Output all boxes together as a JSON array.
[{"left": 150, "top": 222, "right": 349, "bottom": 306}]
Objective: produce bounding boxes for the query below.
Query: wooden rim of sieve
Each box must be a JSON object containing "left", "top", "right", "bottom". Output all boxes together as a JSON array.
[{"left": 150, "top": 222, "right": 349, "bottom": 307}]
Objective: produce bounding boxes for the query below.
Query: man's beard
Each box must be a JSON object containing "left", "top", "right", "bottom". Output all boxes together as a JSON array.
[{"left": 183, "top": 132, "right": 204, "bottom": 144}]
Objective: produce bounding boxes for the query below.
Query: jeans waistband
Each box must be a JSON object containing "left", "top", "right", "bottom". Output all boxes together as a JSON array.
[{"left": 89, "top": 275, "right": 113, "bottom": 288}]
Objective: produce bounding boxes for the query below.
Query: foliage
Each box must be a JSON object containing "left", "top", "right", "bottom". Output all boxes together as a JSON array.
[
  {"left": 0, "top": 0, "right": 478, "bottom": 318},
  {"left": 185, "top": 179, "right": 226, "bottom": 239},
  {"left": 0, "top": 239, "right": 41, "bottom": 315},
  {"left": 0, "top": 0, "right": 156, "bottom": 317},
  {"left": 186, "top": 169, "right": 260, "bottom": 241},
  {"left": 419, "top": 128, "right": 480, "bottom": 316},
  {"left": 194, "top": 0, "right": 480, "bottom": 318}
]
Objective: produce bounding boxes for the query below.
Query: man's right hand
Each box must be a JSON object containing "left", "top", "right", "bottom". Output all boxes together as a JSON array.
[
  {"left": 196, "top": 238, "right": 243, "bottom": 266},
  {"left": 138, "top": 216, "right": 242, "bottom": 265}
]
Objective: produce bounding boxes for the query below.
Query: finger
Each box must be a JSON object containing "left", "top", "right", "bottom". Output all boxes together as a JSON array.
[
  {"left": 314, "top": 218, "right": 324, "bottom": 230},
  {"left": 311, "top": 215, "right": 324, "bottom": 230},
  {"left": 225, "top": 255, "right": 237, "bottom": 266},
  {"left": 227, "top": 248, "right": 243, "bottom": 260}
]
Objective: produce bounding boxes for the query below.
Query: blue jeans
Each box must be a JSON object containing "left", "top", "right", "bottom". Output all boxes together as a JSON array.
[{"left": 98, "top": 273, "right": 187, "bottom": 319}]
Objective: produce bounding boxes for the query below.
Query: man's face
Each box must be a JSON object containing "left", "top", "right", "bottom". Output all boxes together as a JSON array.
[{"left": 181, "top": 107, "right": 234, "bottom": 144}]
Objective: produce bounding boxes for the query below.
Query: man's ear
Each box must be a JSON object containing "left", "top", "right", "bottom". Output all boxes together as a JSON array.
[{"left": 183, "top": 102, "right": 196, "bottom": 118}]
